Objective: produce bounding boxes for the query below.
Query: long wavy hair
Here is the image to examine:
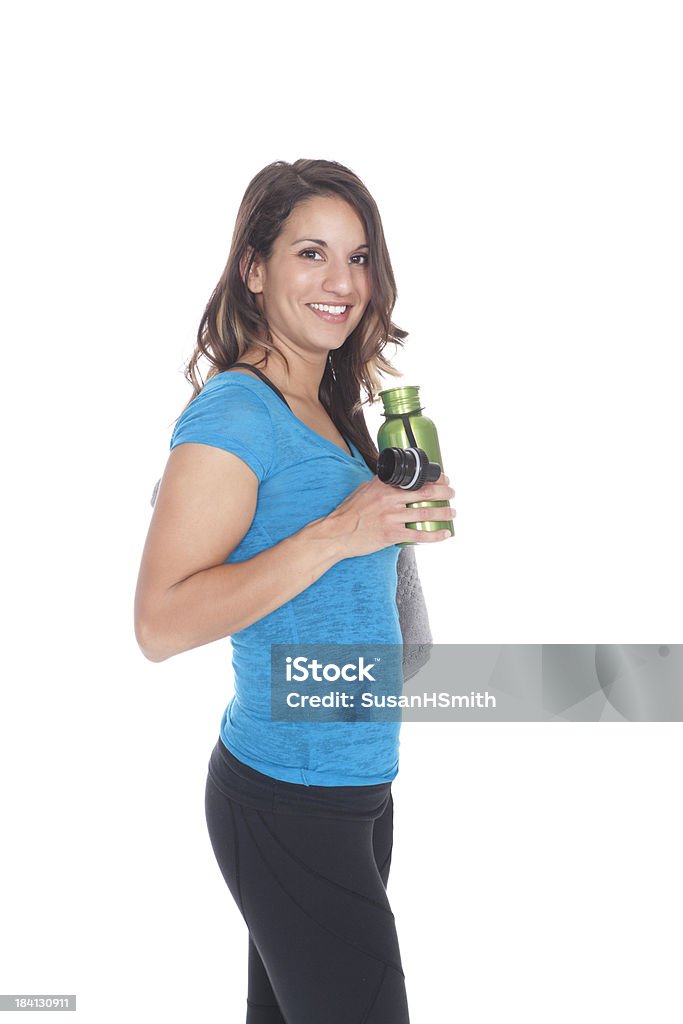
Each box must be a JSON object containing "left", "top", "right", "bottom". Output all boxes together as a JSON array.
[{"left": 176, "top": 158, "right": 408, "bottom": 471}]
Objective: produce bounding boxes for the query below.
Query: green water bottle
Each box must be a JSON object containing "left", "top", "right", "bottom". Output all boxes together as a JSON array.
[{"left": 377, "top": 385, "right": 454, "bottom": 548}]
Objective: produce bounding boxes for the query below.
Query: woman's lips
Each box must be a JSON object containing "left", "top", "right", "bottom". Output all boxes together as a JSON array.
[{"left": 306, "top": 304, "right": 350, "bottom": 323}]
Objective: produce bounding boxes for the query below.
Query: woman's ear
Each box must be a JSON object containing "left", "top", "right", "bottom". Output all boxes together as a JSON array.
[{"left": 240, "top": 248, "right": 264, "bottom": 294}]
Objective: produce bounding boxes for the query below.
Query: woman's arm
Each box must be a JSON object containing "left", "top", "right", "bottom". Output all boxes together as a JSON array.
[{"left": 134, "top": 442, "right": 455, "bottom": 663}]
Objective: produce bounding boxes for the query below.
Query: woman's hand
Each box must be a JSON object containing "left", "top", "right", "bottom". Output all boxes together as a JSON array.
[{"left": 322, "top": 472, "right": 456, "bottom": 559}]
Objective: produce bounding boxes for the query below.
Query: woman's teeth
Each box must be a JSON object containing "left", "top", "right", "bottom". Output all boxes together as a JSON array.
[{"left": 308, "top": 303, "right": 348, "bottom": 314}]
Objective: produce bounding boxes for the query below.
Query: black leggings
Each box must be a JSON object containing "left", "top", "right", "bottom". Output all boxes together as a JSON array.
[{"left": 204, "top": 737, "right": 411, "bottom": 1023}]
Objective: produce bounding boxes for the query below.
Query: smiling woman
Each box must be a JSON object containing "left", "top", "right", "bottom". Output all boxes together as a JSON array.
[
  {"left": 244, "top": 193, "right": 372, "bottom": 352},
  {"left": 134, "top": 158, "right": 455, "bottom": 1023},
  {"left": 178, "top": 159, "right": 410, "bottom": 469}
]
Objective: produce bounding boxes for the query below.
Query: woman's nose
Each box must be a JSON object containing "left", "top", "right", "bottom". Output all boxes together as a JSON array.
[{"left": 322, "top": 258, "right": 353, "bottom": 295}]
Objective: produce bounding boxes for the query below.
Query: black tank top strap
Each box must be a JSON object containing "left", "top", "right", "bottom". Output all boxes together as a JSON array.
[{"left": 230, "top": 362, "right": 292, "bottom": 411}]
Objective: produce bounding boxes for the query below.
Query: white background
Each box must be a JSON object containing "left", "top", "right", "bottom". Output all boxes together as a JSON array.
[{"left": 2, "top": 1, "right": 681, "bottom": 1021}]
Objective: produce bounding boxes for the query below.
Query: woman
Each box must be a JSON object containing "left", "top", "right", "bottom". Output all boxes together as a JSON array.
[{"left": 134, "top": 158, "right": 456, "bottom": 1023}]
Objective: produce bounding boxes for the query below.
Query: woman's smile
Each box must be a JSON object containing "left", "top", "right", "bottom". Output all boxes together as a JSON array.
[
  {"left": 247, "top": 194, "right": 371, "bottom": 354},
  {"left": 306, "top": 302, "right": 352, "bottom": 323}
]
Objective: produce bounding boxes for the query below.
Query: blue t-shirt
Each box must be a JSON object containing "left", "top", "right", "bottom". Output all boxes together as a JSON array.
[{"left": 169, "top": 371, "right": 402, "bottom": 786}]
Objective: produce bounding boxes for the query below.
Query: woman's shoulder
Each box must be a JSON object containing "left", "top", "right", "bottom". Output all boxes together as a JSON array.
[
  {"left": 203, "top": 369, "right": 286, "bottom": 410},
  {"left": 170, "top": 371, "right": 277, "bottom": 457},
  {"left": 203, "top": 368, "right": 266, "bottom": 393},
  {"left": 183, "top": 371, "right": 275, "bottom": 414}
]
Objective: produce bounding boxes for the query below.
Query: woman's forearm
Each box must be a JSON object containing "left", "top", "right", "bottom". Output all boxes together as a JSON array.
[{"left": 138, "top": 515, "right": 348, "bottom": 662}]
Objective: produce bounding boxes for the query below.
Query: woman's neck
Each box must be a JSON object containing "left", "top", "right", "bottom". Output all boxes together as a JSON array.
[{"left": 238, "top": 348, "right": 328, "bottom": 405}]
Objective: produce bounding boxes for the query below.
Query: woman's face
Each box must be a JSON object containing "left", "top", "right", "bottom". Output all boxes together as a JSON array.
[{"left": 247, "top": 195, "right": 372, "bottom": 360}]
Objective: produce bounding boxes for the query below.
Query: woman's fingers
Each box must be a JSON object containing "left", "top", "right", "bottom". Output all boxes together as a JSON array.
[
  {"left": 325, "top": 472, "right": 456, "bottom": 556},
  {"left": 406, "top": 479, "right": 456, "bottom": 502},
  {"left": 406, "top": 528, "right": 453, "bottom": 542}
]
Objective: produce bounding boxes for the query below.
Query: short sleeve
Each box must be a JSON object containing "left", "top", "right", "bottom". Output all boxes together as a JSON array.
[{"left": 169, "top": 378, "right": 275, "bottom": 482}]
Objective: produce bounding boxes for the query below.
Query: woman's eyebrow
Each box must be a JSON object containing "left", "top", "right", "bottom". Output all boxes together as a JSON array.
[{"left": 290, "top": 238, "right": 369, "bottom": 249}]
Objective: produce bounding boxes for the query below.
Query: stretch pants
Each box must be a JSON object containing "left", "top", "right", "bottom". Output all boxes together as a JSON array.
[{"left": 204, "top": 736, "right": 411, "bottom": 1023}]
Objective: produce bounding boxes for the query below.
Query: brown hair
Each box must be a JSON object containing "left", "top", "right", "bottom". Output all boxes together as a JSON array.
[{"left": 176, "top": 158, "right": 408, "bottom": 470}]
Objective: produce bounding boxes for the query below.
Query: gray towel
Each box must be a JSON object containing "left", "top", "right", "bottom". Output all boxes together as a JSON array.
[
  {"left": 395, "top": 545, "right": 434, "bottom": 681},
  {"left": 150, "top": 478, "right": 433, "bottom": 679}
]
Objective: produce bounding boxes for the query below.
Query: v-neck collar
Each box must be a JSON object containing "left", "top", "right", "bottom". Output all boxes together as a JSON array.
[{"left": 222, "top": 368, "right": 358, "bottom": 461}]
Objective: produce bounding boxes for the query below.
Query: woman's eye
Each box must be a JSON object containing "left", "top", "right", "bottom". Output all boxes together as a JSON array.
[{"left": 299, "top": 250, "right": 369, "bottom": 266}]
